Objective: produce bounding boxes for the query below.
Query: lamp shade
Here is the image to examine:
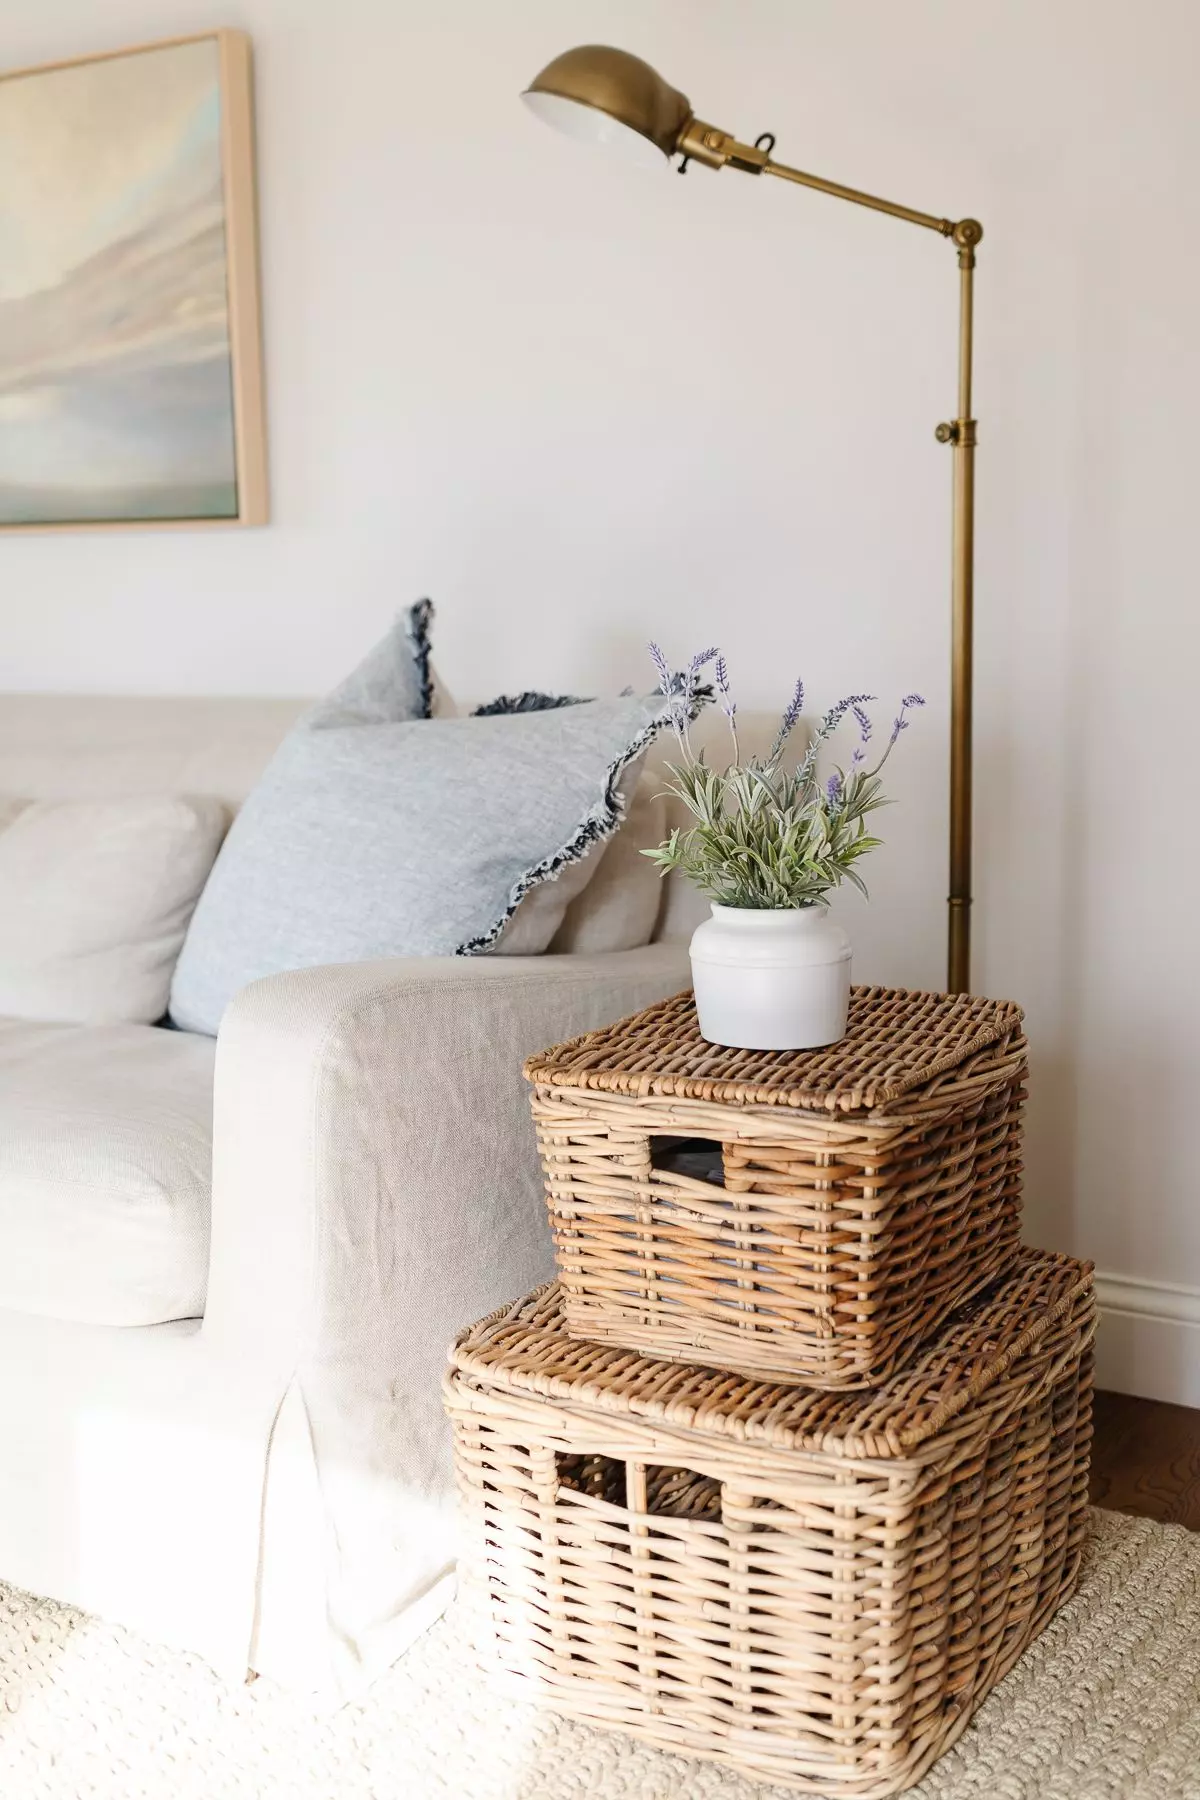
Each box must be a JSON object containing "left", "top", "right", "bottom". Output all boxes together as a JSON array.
[{"left": 522, "top": 45, "right": 692, "bottom": 168}]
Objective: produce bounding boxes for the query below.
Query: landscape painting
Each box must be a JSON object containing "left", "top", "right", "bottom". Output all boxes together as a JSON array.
[{"left": 0, "top": 33, "right": 266, "bottom": 528}]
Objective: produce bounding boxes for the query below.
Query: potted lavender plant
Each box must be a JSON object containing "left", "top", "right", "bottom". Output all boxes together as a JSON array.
[{"left": 646, "top": 646, "right": 924, "bottom": 1050}]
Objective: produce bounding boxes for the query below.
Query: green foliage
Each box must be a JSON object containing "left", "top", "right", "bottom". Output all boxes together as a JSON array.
[
  {"left": 644, "top": 757, "right": 886, "bottom": 909},
  {"left": 642, "top": 673, "right": 923, "bottom": 911}
]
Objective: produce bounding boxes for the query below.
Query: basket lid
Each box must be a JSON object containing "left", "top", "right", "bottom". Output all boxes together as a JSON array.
[
  {"left": 450, "top": 1249, "right": 1093, "bottom": 1461},
  {"left": 524, "top": 985, "right": 1024, "bottom": 1115}
]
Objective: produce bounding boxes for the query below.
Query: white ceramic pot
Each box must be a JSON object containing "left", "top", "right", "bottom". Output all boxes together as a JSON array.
[{"left": 689, "top": 904, "right": 852, "bottom": 1051}]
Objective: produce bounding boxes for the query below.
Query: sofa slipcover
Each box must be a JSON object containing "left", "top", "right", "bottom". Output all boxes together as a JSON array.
[{"left": 0, "top": 693, "right": 789, "bottom": 1692}]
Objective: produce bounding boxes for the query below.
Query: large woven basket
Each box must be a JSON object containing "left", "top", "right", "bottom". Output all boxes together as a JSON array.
[
  {"left": 524, "top": 986, "right": 1028, "bottom": 1389},
  {"left": 448, "top": 1249, "right": 1095, "bottom": 1799}
]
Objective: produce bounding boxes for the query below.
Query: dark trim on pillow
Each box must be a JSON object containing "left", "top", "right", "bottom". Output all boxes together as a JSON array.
[
  {"left": 471, "top": 691, "right": 588, "bottom": 716},
  {"left": 455, "top": 695, "right": 705, "bottom": 956},
  {"left": 406, "top": 599, "right": 436, "bottom": 719}
]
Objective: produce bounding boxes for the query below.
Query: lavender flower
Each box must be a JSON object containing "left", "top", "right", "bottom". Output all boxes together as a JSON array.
[
  {"left": 647, "top": 642, "right": 719, "bottom": 745},
  {"left": 712, "top": 650, "right": 740, "bottom": 762},
  {"left": 646, "top": 642, "right": 689, "bottom": 740},
  {"left": 782, "top": 677, "right": 805, "bottom": 733},
  {"left": 794, "top": 692, "right": 875, "bottom": 789},
  {"left": 647, "top": 641, "right": 673, "bottom": 697},
  {"left": 768, "top": 676, "right": 806, "bottom": 763},
  {"left": 847, "top": 703, "right": 872, "bottom": 772},
  {"left": 886, "top": 691, "right": 927, "bottom": 749},
  {"left": 715, "top": 653, "right": 735, "bottom": 719},
  {"left": 641, "top": 666, "right": 924, "bottom": 910},
  {"left": 824, "top": 693, "right": 876, "bottom": 732},
  {"left": 684, "top": 647, "right": 719, "bottom": 714}
]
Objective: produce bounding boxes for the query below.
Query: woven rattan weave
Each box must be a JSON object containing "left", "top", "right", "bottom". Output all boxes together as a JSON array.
[
  {"left": 524, "top": 987, "right": 1028, "bottom": 1388},
  {"left": 447, "top": 1249, "right": 1095, "bottom": 1798}
]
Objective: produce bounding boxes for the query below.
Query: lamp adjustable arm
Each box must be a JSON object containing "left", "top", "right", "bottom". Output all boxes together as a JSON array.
[
  {"left": 678, "top": 116, "right": 981, "bottom": 995},
  {"left": 679, "top": 118, "right": 984, "bottom": 255},
  {"left": 679, "top": 119, "right": 964, "bottom": 236}
]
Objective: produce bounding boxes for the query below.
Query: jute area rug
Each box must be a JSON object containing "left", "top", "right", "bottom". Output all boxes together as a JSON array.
[{"left": 2, "top": 1511, "right": 1198, "bottom": 1800}]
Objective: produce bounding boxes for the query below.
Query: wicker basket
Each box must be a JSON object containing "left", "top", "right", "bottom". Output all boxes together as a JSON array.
[
  {"left": 524, "top": 986, "right": 1028, "bottom": 1389},
  {"left": 448, "top": 1249, "right": 1095, "bottom": 1799}
]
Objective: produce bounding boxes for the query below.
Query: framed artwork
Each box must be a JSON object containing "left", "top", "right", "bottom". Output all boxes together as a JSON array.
[{"left": 0, "top": 31, "right": 267, "bottom": 529}]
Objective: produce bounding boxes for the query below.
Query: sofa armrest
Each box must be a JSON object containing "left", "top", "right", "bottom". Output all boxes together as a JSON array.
[
  {"left": 203, "top": 944, "right": 688, "bottom": 1682},
  {"left": 205, "top": 944, "right": 688, "bottom": 1362}
]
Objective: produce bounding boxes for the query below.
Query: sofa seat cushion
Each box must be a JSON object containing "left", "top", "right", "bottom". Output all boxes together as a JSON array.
[{"left": 0, "top": 1019, "right": 214, "bottom": 1327}]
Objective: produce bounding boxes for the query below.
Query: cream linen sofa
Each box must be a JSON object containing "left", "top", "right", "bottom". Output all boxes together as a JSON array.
[{"left": 0, "top": 694, "right": 707, "bottom": 1699}]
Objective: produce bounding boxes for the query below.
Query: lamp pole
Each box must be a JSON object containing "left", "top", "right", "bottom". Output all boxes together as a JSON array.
[
  {"left": 677, "top": 126, "right": 982, "bottom": 997},
  {"left": 942, "top": 226, "right": 980, "bottom": 997},
  {"left": 524, "top": 49, "right": 983, "bottom": 992}
]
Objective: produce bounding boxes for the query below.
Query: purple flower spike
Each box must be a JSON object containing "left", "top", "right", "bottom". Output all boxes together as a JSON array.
[
  {"left": 647, "top": 641, "right": 672, "bottom": 695},
  {"left": 852, "top": 703, "right": 872, "bottom": 744},
  {"left": 830, "top": 693, "right": 876, "bottom": 724},
  {"left": 715, "top": 654, "right": 736, "bottom": 719},
  {"left": 768, "top": 676, "right": 806, "bottom": 762},
  {"left": 683, "top": 647, "right": 719, "bottom": 705},
  {"left": 793, "top": 692, "right": 875, "bottom": 788},
  {"left": 826, "top": 772, "right": 843, "bottom": 807},
  {"left": 887, "top": 692, "right": 926, "bottom": 747}
]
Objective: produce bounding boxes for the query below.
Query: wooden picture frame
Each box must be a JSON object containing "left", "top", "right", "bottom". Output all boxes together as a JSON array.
[{"left": 0, "top": 30, "right": 267, "bottom": 529}]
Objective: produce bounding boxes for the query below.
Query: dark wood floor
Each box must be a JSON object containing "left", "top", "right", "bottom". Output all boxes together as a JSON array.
[{"left": 1090, "top": 1389, "right": 1200, "bottom": 1528}]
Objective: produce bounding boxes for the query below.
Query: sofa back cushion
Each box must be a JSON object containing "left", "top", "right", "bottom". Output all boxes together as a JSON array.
[
  {"left": 0, "top": 605, "right": 440, "bottom": 807},
  {"left": 0, "top": 796, "right": 229, "bottom": 1025},
  {"left": 0, "top": 694, "right": 308, "bottom": 806}
]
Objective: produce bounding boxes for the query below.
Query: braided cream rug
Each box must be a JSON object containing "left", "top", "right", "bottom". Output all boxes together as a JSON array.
[{"left": 2, "top": 1511, "right": 1198, "bottom": 1800}]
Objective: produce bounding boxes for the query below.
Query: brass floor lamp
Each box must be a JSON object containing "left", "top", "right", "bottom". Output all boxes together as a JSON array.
[{"left": 522, "top": 45, "right": 981, "bottom": 993}]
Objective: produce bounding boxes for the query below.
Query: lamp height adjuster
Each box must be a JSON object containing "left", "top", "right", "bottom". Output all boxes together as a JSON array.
[{"left": 935, "top": 419, "right": 978, "bottom": 448}]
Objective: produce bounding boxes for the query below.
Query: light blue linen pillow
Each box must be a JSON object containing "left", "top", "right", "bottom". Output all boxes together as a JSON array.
[
  {"left": 317, "top": 597, "right": 434, "bottom": 726},
  {"left": 169, "top": 622, "right": 680, "bottom": 1035}
]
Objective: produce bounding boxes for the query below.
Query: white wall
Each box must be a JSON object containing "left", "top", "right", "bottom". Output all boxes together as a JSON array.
[{"left": 4, "top": 1, "right": 1200, "bottom": 1395}]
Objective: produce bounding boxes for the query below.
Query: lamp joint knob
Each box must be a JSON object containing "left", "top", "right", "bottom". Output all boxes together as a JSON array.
[{"left": 936, "top": 420, "right": 978, "bottom": 448}]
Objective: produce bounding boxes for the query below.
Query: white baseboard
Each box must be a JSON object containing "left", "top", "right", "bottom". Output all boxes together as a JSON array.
[{"left": 1093, "top": 1271, "right": 1200, "bottom": 1407}]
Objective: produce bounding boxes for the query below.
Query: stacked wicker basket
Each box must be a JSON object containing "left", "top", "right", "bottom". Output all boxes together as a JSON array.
[{"left": 445, "top": 985, "right": 1096, "bottom": 1798}]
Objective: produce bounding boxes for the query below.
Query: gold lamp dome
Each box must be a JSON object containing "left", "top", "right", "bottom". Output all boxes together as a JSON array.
[{"left": 522, "top": 45, "right": 693, "bottom": 167}]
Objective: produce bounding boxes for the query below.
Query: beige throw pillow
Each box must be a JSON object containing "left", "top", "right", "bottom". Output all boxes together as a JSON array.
[
  {"left": 490, "top": 762, "right": 652, "bottom": 954},
  {"left": 0, "top": 796, "right": 228, "bottom": 1024},
  {"left": 549, "top": 775, "right": 668, "bottom": 954}
]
